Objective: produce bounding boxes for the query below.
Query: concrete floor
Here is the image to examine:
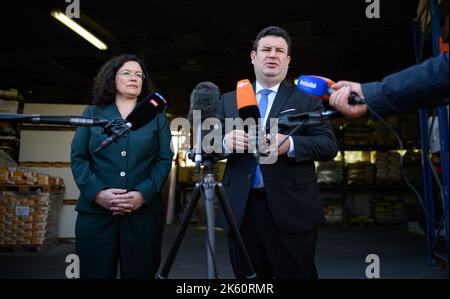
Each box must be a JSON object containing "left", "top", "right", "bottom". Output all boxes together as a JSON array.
[{"left": 0, "top": 225, "right": 447, "bottom": 279}]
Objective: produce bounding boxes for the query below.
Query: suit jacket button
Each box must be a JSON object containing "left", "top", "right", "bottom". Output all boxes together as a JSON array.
[{"left": 248, "top": 174, "right": 252, "bottom": 179}]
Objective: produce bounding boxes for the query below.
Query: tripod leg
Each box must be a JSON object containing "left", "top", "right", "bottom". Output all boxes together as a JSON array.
[
  {"left": 200, "top": 183, "right": 218, "bottom": 279},
  {"left": 215, "top": 183, "right": 257, "bottom": 279},
  {"left": 156, "top": 183, "right": 202, "bottom": 279}
]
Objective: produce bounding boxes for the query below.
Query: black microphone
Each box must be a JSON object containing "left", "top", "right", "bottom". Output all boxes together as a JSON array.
[
  {"left": 126, "top": 91, "right": 168, "bottom": 130},
  {"left": 0, "top": 113, "right": 109, "bottom": 126},
  {"left": 187, "top": 82, "right": 221, "bottom": 165},
  {"left": 276, "top": 110, "right": 341, "bottom": 152},
  {"left": 188, "top": 82, "right": 221, "bottom": 124}
]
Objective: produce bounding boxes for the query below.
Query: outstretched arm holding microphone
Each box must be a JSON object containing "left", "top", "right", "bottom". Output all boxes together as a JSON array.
[{"left": 329, "top": 52, "right": 449, "bottom": 118}]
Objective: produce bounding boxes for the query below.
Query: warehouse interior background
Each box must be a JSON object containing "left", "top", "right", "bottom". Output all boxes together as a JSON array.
[{"left": 0, "top": 0, "right": 448, "bottom": 279}]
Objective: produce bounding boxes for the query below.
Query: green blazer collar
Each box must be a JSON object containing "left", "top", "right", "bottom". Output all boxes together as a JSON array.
[{"left": 96, "top": 103, "right": 122, "bottom": 120}]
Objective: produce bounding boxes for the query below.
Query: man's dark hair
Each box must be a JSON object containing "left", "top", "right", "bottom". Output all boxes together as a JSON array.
[
  {"left": 91, "top": 54, "right": 154, "bottom": 105},
  {"left": 253, "top": 26, "right": 291, "bottom": 55}
]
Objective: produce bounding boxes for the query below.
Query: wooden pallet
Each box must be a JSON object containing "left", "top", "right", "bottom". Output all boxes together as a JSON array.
[{"left": 0, "top": 184, "right": 63, "bottom": 194}]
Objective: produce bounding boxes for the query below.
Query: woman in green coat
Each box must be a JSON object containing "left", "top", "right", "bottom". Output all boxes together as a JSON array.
[{"left": 71, "top": 54, "right": 173, "bottom": 279}]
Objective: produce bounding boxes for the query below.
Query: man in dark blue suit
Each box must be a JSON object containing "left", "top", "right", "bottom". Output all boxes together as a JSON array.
[
  {"left": 216, "top": 26, "right": 338, "bottom": 279},
  {"left": 329, "top": 52, "right": 449, "bottom": 117}
]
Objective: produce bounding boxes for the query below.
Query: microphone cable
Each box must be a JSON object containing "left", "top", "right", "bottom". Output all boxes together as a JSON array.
[
  {"left": 274, "top": 96, "right": 446, "bottom": 244},
  {"left": 366, "top": 101, "right": 445, "bottom": 245}
]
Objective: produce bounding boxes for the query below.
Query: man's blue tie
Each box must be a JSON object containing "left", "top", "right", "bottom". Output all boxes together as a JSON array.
[{"left": 252, "top": 89, "right": 272, "bottom": 188}]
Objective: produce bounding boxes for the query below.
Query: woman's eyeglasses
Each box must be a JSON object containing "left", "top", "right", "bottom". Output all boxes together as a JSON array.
[{"left": 117, "top": 71, "right": 145, "bottom": 80}]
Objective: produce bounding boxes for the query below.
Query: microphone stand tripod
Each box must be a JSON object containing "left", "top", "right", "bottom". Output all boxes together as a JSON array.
[{"left": 157, "top": 153, "right": 256, "bottom": 279}]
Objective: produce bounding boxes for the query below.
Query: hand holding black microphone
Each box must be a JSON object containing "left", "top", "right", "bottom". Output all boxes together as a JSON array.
[
  {"left": 296, "top": 75, "right": 366, "bottom": 119},
  {"left": 329, "top": 81, "right": 368, "bottom": 118}
]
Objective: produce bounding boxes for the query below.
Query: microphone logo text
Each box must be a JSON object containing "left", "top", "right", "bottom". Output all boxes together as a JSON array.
[{"left": 299, "top": 80, "right": 317, "bottom": 89}]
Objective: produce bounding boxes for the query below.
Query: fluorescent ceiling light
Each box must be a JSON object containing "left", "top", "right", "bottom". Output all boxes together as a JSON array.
[{"left": 51, "top": 9, "right": 108, "bottom": 50}]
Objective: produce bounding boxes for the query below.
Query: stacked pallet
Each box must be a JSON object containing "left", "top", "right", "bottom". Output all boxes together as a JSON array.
[
  {"left": 323, "top": 201, "right": 344, "bottom": 224},
  {"left": 18, "top": 103, "right": 86, "bottom": 240},
  {"left": 372, "top": 195, "right": 407, "bottom": 224},
  {"left": 317, "top": 160, "right": 343, "bottom": 184},
  {"left": 403, "top": 151, "right": 423, "bottom": 186},
  {"left": 0, "top": 191, "right": 63, "bottom": 248},
  {"left": 375, "top": 152, "right": 401, "bottom": 184},
  {"left": 0, "top": 167, "right": 64, "bottom": 192},
  {"left": 0, "top": 167, "right": 64, "bottom": 249},
  {"left": 347, "top": 162, "right": 375, "bottom": 185}
]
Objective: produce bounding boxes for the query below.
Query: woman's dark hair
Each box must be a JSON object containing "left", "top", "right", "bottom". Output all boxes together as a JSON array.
[
  {"left": 91, "top": 54, "right": 154, "bottom": 105},
  {"left": 253, "top": 26, "right": 291, "bottom": 55}
]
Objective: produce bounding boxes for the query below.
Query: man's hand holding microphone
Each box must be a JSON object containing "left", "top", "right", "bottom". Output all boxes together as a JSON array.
[{"left": 329, "top": 81, "right": 368, "bottom": 118}]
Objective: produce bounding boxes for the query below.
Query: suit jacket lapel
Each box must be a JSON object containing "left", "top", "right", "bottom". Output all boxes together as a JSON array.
[{"left": 267, "top": 80, "right": 295, "bottom": 119}]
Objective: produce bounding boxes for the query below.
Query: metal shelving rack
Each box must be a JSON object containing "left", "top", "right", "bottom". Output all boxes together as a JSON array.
[{"left": 414, "top": 0, "right": 449, "bottom": 266}]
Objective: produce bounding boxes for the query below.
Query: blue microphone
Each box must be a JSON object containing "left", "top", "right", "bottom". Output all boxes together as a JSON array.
[
  {"left": 297, "top": 75, "right": 331, "bottom": 98},
  {"left": 296, "top": 75, "right": 365, "bottom": 105}
]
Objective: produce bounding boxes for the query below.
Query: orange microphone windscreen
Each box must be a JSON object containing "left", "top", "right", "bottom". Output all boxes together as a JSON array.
[{"left": 236, "top": 79, "right": 260, "bottom": 120}]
